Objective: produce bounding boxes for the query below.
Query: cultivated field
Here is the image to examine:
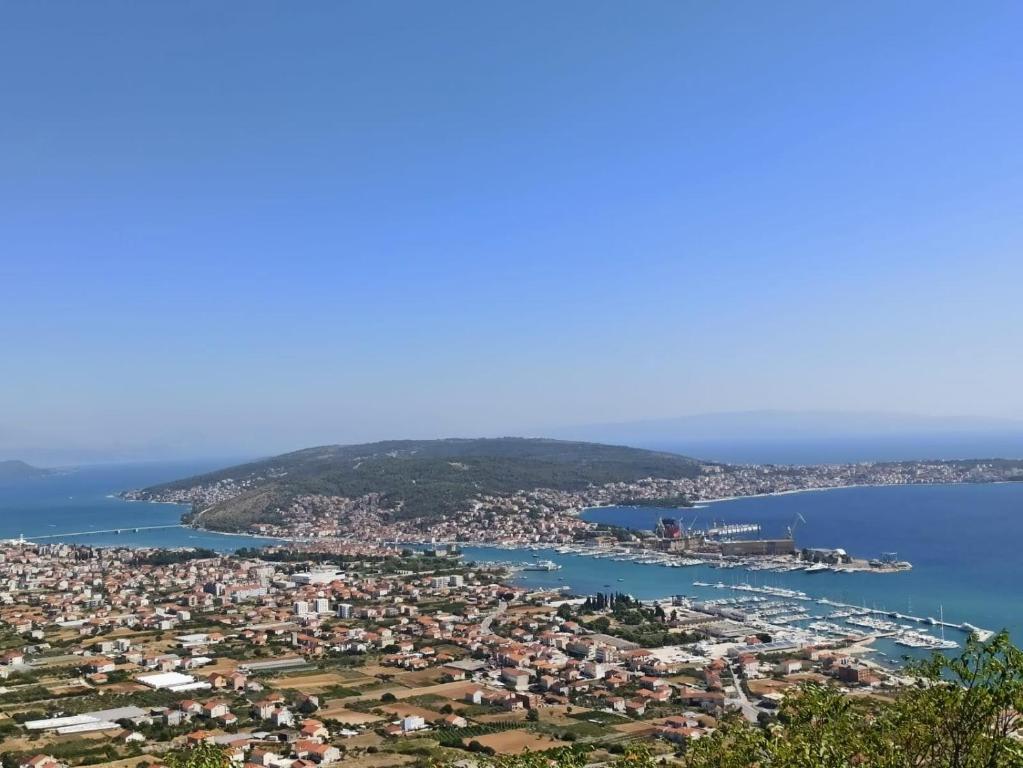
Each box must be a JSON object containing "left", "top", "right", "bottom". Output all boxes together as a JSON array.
[
  {"left": 468, "top": 730, "right": 569, "bottom": 754},
  {"left": 315, "top": 704, "right": 386, "bottom": 724},
  {"left": 271, "top": 670, "right": 374, "bottom": 691}
]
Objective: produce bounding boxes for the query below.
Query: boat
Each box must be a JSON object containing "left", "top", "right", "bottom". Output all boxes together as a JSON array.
[
  {"left": 523, "top": 559, "right": 561, "bottom": 572},
  {"left": 803, "top": 563, "right": 830, "bottom": 573}
]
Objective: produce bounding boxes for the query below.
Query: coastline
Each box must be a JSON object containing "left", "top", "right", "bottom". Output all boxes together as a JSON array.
[{"left": 137, "top": 479, "right": 996, "bottom": 551}]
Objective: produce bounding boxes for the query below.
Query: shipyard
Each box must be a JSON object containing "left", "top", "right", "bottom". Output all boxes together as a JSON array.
[{"left": 486, "top": 510, "right": 913, "bottom": 577}]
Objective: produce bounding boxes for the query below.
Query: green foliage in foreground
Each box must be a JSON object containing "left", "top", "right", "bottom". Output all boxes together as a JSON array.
[{"left": 682, "top": 631, "right": 1023, "bottom": 768}]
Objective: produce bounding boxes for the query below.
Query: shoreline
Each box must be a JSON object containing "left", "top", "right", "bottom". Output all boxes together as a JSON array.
[{"left": 126, "top": 479, "right": 1009, "bottom": 552}]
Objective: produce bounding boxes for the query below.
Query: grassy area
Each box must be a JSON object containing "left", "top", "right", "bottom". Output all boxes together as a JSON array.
[
  {"left": 402, "top": 693, "right": 449, "bottom": 708},
  {"left": 568, "top": 710, "right": 632, "bottom": 725}
]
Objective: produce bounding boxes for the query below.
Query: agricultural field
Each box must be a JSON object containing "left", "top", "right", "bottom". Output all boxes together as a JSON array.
[
  {"left": 379, "top": 702, "right": 443, "bottom": 721},
  {"left": 468, "top": 729, "right": 569, "bottom": 754},
  {"left": 271, "top": 670, "right": 375, "bottom": 692},
  {"left": 316, "top": 703, "right": 387, "bottom": 724}
]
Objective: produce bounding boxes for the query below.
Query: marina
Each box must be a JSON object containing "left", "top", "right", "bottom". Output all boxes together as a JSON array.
[{"left": 1, "top": 467, "right": 1020, "bottom": 665}]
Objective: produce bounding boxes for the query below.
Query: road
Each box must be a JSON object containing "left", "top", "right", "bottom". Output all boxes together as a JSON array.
[
  {"left": 481, "top": 600, "right": 507, "bottom": 635},
  {"left": 728, "top": 666, "right": 762, "bottom": 722}
]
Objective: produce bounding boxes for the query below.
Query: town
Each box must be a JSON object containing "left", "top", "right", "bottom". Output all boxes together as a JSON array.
[
  {"left": 0, "top": 538, "right": 977, "bottom": 768},
  {"left": 125, "top": 459, "right": 1022, "bottom": 548}
]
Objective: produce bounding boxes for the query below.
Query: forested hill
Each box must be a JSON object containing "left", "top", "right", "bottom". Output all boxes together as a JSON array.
[{"left": 134, "top": 438, "right": 705, "bottom": 528}]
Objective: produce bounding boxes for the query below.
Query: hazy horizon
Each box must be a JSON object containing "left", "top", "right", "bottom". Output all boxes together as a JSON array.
[
  {"left": 5, "top": 408, "right": 1023, "bottom": 467},
  {"left": 3, "top": 3, "right": 1021, "bottom": 464}
]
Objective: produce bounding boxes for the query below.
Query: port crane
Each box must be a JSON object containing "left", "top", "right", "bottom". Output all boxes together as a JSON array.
[{"left": 787, "top": 512, "right": 807, "bottom": 542}]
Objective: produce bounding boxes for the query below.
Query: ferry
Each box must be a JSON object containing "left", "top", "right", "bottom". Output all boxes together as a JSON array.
[{"left": 523, "top": 559, "right": 561, "bottom": 572}]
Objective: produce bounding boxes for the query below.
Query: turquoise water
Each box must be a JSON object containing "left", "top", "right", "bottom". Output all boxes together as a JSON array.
[
  {"left": 0, "top": 462, "right": 280, "bottom": 550},
  {"left": 3, "top": 464, "right": 1021, "bottom": 662},
  {"left": 461, "top": 483, "right": 1023, "bottom": 663}
]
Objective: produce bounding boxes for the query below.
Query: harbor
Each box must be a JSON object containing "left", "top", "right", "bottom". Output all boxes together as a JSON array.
[{"left": 458, "top": 535, "right": 1002, "bottom": 667}]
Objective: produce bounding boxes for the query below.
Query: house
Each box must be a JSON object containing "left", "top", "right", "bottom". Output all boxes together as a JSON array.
[
  {"left": 252, "top": 697, "right": 284, "bottom": 719},
  {"left": 163, "top": 709, "right": 188, "bottom": 726},
  {"left": 658, "top": 725, "right": 704, "bottom": 744},
  {"left": 437, "top": 713, "right": 468, "bottom": 728},
  {"left": 270, "top": 707, "right": 295, "bottom": 727},
  {"left": 440, "top": 663, "right": 467, "bottom": 681},
  {"left": 298, "top": 742, "right": 341, "bottom": 764},
  {"left": 638, "top": 685, "right": 672, "bottom": 702},
  {"left": 677, "top": 687, "right": 725, "bottom": 713},
  {"left": 737, "top": 654, "right": 761, "bottom": 679},
  {"left": 186, "top": 730, "right": 216, "bottom": 746},
  {"left": 179, "top": 700, "right": 203, "bottom": 716},
  {"left": 500, "top": 667, "right": 531, "bottom": 691},
  {"left": 203, "top": 700, "right": 231, "bottom": 719},
  {"left": 402, "top": 714, "right": 426, "bottom": 732},
  {"left": 3, "top": 650, "right": 26, "bottom": 667},
  {"left": 248, "top": 750, "right": 282, "bottom": 767},
  {"left": 208, "top": 672, "right": 227, "bottom": 689},
  {"left": 639, "top": 676, "right": 668, "bottom": 690},
  {"left": 300, "top": 719, "right": 329, "bottom": 741},
  {"left": 19, "top": 756, "right": 61, "bottom": 768},
  {"left": 229, "top": 672, "right": 249, "bottom": 691},
  {"left": 625, "top": 699, "right": 647, "bottom": 716},
  {"left": 776, "top": 659, "right": 803, "bottom": 676}
]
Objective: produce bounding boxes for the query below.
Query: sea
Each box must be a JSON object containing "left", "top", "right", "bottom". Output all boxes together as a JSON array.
[
  {"left": 0, "top": 461, "right": 281, "bottom": 550},
  {"left": 2, "top": 461, "right": 1021, "bottom": 664}
]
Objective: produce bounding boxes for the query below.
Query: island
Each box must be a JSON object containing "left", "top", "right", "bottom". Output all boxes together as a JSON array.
[
  {"left": 0, "top": 459, "right": 53, "bottom": 480},
  {"left": 120, "top": 438, "right": 1023, "bottom": 563}
]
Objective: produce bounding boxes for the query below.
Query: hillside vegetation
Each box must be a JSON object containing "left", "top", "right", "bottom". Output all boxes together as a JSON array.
[{"left": 139, "top": 438, "right": 704, "bottom": 530}]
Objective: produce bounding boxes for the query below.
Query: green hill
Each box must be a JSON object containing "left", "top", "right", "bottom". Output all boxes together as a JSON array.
[{"left": 137, "top": 437, "right": 704, "bottom": 531}]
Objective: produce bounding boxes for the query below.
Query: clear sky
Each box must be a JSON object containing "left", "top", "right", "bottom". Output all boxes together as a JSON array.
[{"left": 2, "top": 2, "right": 1022, "bottom": 462}]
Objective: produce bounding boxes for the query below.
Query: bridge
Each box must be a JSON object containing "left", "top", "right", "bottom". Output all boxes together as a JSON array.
[{"left": 23, "top": 525, "right": 185, "bottom": 540}]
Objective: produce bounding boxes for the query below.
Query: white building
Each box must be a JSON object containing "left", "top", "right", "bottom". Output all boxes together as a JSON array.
[{"left": 402, "top": 715, "right": 426, "bottom": 732}]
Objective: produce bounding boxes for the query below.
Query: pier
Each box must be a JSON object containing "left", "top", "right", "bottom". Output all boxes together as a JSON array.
[{"left": 712, "top": 582, "right": 995, "bottom": 640}]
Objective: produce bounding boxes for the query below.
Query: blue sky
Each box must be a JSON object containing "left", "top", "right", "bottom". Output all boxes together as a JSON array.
[{"left": 2, "top": 2, "right": 1022, "bottom": 461}]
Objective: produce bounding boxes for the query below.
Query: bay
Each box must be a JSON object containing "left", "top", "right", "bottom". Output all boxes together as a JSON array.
[
  {"left": 461, "top": 482, "right": 1023, "bottom": 663},
  {"left": 0, "top": 461, "right": 280, "bottom": 550},
  {"left": 3, "top": 462, "right": 1021, "bottom": 664}
]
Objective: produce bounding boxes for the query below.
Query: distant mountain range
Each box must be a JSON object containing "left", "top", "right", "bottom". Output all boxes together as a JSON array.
[
  {"left": 550, "top": 410, "right": 1023, "bottom": 463},
  {"left": 0, "top": 459, "right": 52, "bottom": 480},
  {"left": 555, "top": 410, "right": 1023, "bottom": 442},
  {"left": 132, "top": 437, "right": 704, "bottom": 531}
]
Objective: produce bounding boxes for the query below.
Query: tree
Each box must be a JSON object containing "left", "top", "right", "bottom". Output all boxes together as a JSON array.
[
  {"left": 680, "top": 631, "right": 1023, "bottom": 768},
  {"left": 165, "top": 743, "right": 231, "bottom": 768}
]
